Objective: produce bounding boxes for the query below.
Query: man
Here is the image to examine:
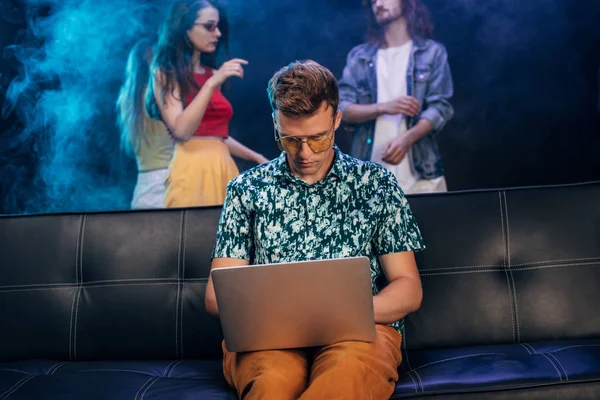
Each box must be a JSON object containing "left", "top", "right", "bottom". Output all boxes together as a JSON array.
[
  {"left": 339, "top": 0, "right": 454, "bottom": 194},
  {"left": 205, "top": 60, "right": 424, "bottom": 400}
]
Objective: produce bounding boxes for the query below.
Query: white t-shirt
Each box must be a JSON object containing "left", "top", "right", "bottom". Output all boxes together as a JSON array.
[{"left": 371, "top": 41, "right": 421, "bottom": 192}]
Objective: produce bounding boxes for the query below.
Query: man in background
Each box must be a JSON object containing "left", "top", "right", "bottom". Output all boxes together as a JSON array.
[{"left": 339, "top": 0, "right": 454, "bottom": 194}]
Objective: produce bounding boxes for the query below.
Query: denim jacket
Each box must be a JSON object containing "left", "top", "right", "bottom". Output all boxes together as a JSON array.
[{"left": 339, "top": 37, "right": 454, "bottom": 179}]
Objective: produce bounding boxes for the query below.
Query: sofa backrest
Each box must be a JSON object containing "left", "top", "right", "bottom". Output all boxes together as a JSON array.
[
  {"left": 1, "top": 182, "right": 599, "bottom": 361},
  {"left": 0, "top": 207, "right": 224, "bottom": 361},
  {"left": 404, "top": 181, "right": 600, "bottom": 350}
]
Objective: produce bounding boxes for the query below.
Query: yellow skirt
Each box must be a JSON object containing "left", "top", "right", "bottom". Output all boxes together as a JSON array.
[{"left": 165, "top": 139, "right": 239, "bottom": 208}]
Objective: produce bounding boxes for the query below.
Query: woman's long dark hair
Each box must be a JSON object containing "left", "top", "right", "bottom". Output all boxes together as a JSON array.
[
  {"left": 146, "top": 0, "right": 229, "bottom": 119},
  {"left": 363, "top": 0, "right": 434, "bottom": 44},
  {"left": 117, "top": 37, "right": 165, "bottom": 155}
]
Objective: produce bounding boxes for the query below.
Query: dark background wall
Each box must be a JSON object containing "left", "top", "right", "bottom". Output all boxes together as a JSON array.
[{"left": 1, "top": 0, "right": 599, "bottom": 214}]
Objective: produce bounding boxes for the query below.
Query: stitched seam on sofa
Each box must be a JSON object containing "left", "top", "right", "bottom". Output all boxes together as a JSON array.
[
  {"left": 499, "top": 193, "right": 507, "bottom": 267},
  {"left": 503, "top": 192, "right": 511, "bottom": 269},
  {"left": 175, "top": 210, "right": 184, "bottom": 359},
  {"left": 519, "top": 343, "right": 532, "bottom": 355},
  {"left": 0, "top": 282, "right": 180, "bottom": 293},
  {"left": 550, "top": 344, "right": 600, "bottom": 353},
  {"left": 134, "top": 376, "right": 158, "bottom": 400},
  {"left": 0, "top": 369, "right": 28, "bottom": 375},
  {"left": 73, "top": 281, "right": 83, "bottom": 361},
  {"left": 45, "top": 361, "right": 69, "bottom": 375},
  {"left": 0, "top": 375, "right": 34, "bottom": 400},
  {"left": 503, "top": 268, "right": 516, "bottom": 343},
  {"left": 521, "top": 342, "right": 537, "bottom": 354},
  {"left": 513, "top": 262, "right": 600, "bottom": 271},
  {"left": 0, "top": 282, "right": 78, "bottom": 289},
  {"left": 401, "top": 326, "right": 419, "bottom": 392},
  {"left": 2, "top": 258, "right": 595, "bottom": 290},
  {"left": 164, "top": 360, "right": 183, "bottom": 378},
  {"left": 73, "top": 215, "right": 86, "bottom": 361},
  {"left": 405, "top": 371, "right": 419, "bottom": 393},
  {"left": 140, "top": 376, "right": 161, "bottom": 399},
  {"left": 418, "top": 256, "right": 600, "bottom": 272},
  {"left": 79, "top": 369, "right": 155, "bottom": 376},
  {"left": 504, "top": 192, "right": 520, "bottom": 342},
  {"left": 399, "top": 362, "right": 419, "bottom": 393},
  {"left": 180, "top": 210, "right": 187, "bottom": 358},
  {"left": 500, "top": 192, "right": 517, "bottom": 343},
  {"left": 68, "top": 285, "right": 77, "bottom": 361},
  {"left": 412, "top": 369, "right": 424, "bottom": 393},
  {"left": 546, "top": 352, "right": 569, "bottom": 381},
  {"left": 511, "top": 256, "right": 600, "bottom": 267},
  {"left": 418, "top": 261, "right": 600, "bottom": 277},
  {"left": 520, "top": 341, "right": 570, "bottom": 379},
  {"left": 75, "top": 215, "right": 83, "bottom": 286},
  {"left": 163, "top": 360, "right": 178, "bottom": 377},
  {"left": 540, "top": 353, "right": 563, "bottom": 381},
  {"left": 508, "top": 262, "right": 521, "bottom": 343},
  {"left": 69, "top": 215, "right": 84, "bottom": 361},
  {"left": 391, "top": 377, "right": 600, "bottom": 398},
  {"left": 0, "top": 277, "right": 213, "bottom": 291},
  {"left": 408, "top": 353, "right": 507, "bottom": 373}
]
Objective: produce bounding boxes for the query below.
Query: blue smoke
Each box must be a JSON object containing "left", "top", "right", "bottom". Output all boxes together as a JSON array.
[
  {"left": 0, "top": 0, "right": 276, "bottom": 214},
  {"left": 2, "top": 0, "right": 167, "bottom": 213}
]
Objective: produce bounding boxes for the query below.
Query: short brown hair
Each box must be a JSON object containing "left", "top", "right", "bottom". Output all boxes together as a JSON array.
[{"left": 267, "top": 60, "right": 339, "bottom": 118}]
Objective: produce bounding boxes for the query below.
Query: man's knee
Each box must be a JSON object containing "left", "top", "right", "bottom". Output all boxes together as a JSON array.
[{"left": 240, "top": 369, "right": 306, "bottom": 400}]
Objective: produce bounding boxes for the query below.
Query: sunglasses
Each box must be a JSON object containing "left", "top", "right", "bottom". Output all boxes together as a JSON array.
[
  {"left": 274, "top": 125, "right": 334, "bottom": 154},
  {"left": 195, "top": 22, "right": 219, "bottom": 32}
]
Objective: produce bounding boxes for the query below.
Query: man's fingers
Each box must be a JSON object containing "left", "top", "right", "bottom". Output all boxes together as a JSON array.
[
  {"left": 398, "top": 105, "right": 415, "bottom": 116},
  {"left": 390, "top": 147, "right": 402, "bottom": 160}
]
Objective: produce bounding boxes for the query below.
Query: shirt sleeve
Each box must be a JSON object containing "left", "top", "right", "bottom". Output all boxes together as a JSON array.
[
  {"left": 338, "top": 48, "right": 360, "bottom": 114},
  {"left": 418, "top": 43, "right": 454, "bottom": 134},
  {"left": 373, "top": 170, "right": 426, "bottom": 255},
  {"left": 211, "top": 180, "right": 254, "bottom": 261}
]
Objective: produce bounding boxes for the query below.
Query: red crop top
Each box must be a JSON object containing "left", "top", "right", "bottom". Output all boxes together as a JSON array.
[{"left": 186, "top": 69, "right": 233, "bottom": 138}]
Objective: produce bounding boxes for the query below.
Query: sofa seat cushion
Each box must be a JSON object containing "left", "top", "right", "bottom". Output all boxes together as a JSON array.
[
  {"left": 0, "top": 359, "right": 236, "bottom": 399},
  {"left": 3, "top": 339, "right": 600, "bottom": 399},
  {"left": 393, "top": 338, "right": 600, "bottom": 398}
]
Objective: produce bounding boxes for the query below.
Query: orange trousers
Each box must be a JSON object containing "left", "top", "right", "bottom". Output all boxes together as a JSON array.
[{"left": 222, "top": 324, "right": 402, "bottom": 400}]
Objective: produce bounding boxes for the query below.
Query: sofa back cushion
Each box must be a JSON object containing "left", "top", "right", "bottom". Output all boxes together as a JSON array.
[
  {"left": 0, "top": 207, "right": 224, "bottom": 361},
  {"left": 404, "top": 182, "right": 600, "bottom": 350},
  {"left": 1, "top": 182, "right": 599, "bottom": 361}
]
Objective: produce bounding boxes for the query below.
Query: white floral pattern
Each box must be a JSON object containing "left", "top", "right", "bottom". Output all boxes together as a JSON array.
[{"left": 212, "top": 146, "right": 425, "bottom": 331}]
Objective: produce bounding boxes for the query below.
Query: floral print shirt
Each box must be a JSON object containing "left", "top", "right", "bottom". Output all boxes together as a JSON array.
[{"left": 212, "top": 146, "right": 425, "bottom": 331}]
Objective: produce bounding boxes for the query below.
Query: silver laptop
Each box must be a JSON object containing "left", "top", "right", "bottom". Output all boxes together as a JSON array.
[{"left": 211, "top": 256, "right": 376, "bottom": 353}]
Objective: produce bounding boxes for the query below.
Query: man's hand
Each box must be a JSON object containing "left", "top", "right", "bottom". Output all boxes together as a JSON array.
[
  {"left": 205, "top": 257, "right": 250, "bottom": 318},
  {"left": 382, "top": 135, "right": 411, "bottom": 165},
  {"left": 378, "top": 96, "right": 420, "bottom": 117}
]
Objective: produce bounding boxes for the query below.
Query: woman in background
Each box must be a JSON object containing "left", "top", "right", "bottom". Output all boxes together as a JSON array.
[
  {"left": 117, "top": 38, "right": 174, "bottom": 209},
  {"left": 148, "top": 0, "right": 268, "bottom": 207}
]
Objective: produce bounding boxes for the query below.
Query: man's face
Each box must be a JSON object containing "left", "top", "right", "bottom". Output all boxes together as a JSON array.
[
  {"left": 371, "top": 0, "right": 403, "bottom": 25},
  {"left": 274, "top": 102, "right": 342, "bottom": 184}
]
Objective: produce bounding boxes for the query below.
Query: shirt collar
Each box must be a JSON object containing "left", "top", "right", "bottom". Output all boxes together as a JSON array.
[{"left": 273, "top": 145, "right": 348, "bottom": 184}]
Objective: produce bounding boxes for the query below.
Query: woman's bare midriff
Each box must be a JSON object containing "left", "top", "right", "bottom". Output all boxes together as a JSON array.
[{"left": 190, "top": 136, "right": 225, "bottom": 142}]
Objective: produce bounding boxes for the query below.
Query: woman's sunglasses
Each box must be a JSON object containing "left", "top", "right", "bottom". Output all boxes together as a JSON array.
[{"left": 195, "top": 22, "right": 219, "bottom": 32}]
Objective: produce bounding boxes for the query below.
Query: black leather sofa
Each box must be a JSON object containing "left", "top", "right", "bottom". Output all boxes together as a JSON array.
[{"left": 1, "top": 181, "right": 599, "bottom": 399}]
